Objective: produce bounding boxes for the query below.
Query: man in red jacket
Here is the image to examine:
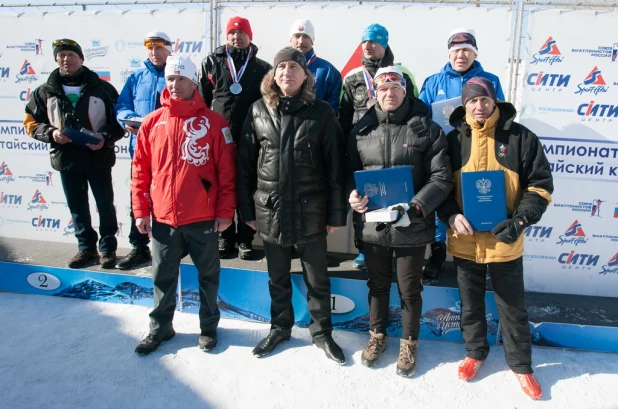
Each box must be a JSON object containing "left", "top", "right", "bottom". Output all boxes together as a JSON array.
[{"left": 132, "top": 55, "right": 237, "bottom": 355}]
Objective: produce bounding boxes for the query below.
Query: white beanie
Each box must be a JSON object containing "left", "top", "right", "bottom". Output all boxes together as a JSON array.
[
  {"left": 165, "top": 55, "right": 197, "bottom": 84},
  {"left": 374, "top": 65, "right": 407, "bottom": 94},
  {"left": 447, "top": 27, "right": 478, "bottom": 56},
  {"left": 289, "top": 19, "right": 315, "bottom": 42},
  {"left": 145, "top": 30, "right": 173, "bottom": 54}
]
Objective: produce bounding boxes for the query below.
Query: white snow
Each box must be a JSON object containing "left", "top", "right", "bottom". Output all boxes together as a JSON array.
[{"left": 1, "top": 292, "right": 617, "bottom": 409}]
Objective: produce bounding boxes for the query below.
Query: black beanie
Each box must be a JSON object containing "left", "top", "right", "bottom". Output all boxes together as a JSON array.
[
  {"left": 462, "top": 77, "right": 496, "bottom": 105},
  {"left": 53, "top": 39, "right": 84, "bottom": 61},
  {"left": 273, "top": 47, "right": 308, "bottom": 74}
]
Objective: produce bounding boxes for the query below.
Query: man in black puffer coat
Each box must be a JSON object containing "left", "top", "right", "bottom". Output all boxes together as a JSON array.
[
  {"left": 348, "top": 66, "right": 453, "bottom": 377},
  {"left": 237, "top": 47, "right": 347, "bottom": 365},
  {"left": 198, "top": 16, "right": 272, "bottom": 260}
]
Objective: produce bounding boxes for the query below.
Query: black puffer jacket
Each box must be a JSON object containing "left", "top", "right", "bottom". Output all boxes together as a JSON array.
[
  {"left": 339, "top": 46, "right": 416, "bottom": 137},
  {"left": 347, "top": 97, "right": 454, "bottom": 248},
  {"left": 198, "top": 44, "right": 272, "bottom": 145},
  {"left": 237, "top": 97, "right": 347, "bottom": 247},
  {"left": 23, "top": 67, "right": 124, "bottom": 172}
]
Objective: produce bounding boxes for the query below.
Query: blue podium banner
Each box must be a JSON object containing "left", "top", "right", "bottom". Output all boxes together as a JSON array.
[
  {"left": 354, "top": 166, "right": 414, "bottom": 210},
  {"left": 461, "top": 170, "right": 507, "bottom": 231}
]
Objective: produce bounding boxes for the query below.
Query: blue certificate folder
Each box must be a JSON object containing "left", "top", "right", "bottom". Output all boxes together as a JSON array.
[
  {"left": 63, "top": 127, "right": 101, "bottom": 147},
  {"left": 432, "top": 96, "right": 461, "bottom": 135},
  {"left": 354, "top": 166, "right": 414, "bottom": 210},
  {"left": 461, "top": 170, "right": 507, "bottom": 231}
]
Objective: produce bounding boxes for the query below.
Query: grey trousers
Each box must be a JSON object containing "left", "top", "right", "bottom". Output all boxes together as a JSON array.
[{"left": 149, "top": 220, "right": 220, "bottom": 337}]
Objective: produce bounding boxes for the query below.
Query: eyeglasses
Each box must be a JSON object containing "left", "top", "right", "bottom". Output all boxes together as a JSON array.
[
  {"left": 53, "top": 39, "right": 78, "bottom": 47},
  {"left": 374, "top": 72, "right": 406, "bottom": 89},
  {"left": 144, "top": 39, "right": 172, "bottom": 48}
]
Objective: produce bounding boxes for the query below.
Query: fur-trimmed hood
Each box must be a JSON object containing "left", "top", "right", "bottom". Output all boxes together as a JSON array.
[{"left": 260, "top": 68, "right": 316, "bottom": 108}]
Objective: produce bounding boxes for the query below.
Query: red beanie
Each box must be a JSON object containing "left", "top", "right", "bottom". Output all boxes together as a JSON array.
[{"left": 227, "top": 16, "right": 253, "bottom": 41}]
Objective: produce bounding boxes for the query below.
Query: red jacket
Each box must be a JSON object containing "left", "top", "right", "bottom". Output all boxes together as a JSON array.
[{"left": 132, "top": 88, "right": 236, "bottom": 227}]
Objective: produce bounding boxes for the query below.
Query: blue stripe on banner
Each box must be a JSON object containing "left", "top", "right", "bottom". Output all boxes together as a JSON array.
[{"left": 0, "top": 120, "right": 24, "bottom": 123}]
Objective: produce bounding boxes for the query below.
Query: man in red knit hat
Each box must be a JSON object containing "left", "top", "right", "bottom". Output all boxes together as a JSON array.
[{"left": 198, "top": 16, "right": 271, "bottom": 260}]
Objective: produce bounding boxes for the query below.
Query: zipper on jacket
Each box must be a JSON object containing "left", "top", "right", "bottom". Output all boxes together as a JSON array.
[
  {"left": 385, "top": 115, "right": 392, "bottom": 167},
  {"left": 307, "top": 142, "right": 315, "bottom": 169},
  {"left": 260, "top": 140, "right": 268, "bottom": 169}
]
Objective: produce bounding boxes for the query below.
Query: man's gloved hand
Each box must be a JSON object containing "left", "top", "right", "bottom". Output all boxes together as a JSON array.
[
  {"left": 491, "top": 216, "right": 529, "bottom": 244},
  {"left": 407, "top": 204, "right": 422, "bottom": 220}
]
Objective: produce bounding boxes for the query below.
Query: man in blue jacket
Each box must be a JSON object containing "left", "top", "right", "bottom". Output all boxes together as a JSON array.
[
  {"left": 418, "top": 27, "right": 504, "bottom": 280},
  {"left": 115, "top": 31, "right": 172, "bottom": 270},
  {"left": 289, "top": 19, "right": 342, "bottom": 113}
]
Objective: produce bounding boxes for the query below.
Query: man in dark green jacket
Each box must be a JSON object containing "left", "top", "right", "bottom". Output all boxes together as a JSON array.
[{"left": 24, "top": 39, "right": 125, "bottom": 269}]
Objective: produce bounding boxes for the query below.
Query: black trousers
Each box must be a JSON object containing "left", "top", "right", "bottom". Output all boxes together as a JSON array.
[
  {"left": 149, "top": 220, "right": 220, "bottom": 337},
  {"left": 364, "top": 243, "right": 425, "bottom": 340},
  {"left": 263, "top": 238, "right": 332, "bottom": 339},
  {"left": 454, "top": 256, "right": 533, "bottom": 374},
  {"left": 220, "top": 212, "right": 255, "bottom": 246},
  {"left": 60, "top": 168, "right": 117, "bottom": 253}
]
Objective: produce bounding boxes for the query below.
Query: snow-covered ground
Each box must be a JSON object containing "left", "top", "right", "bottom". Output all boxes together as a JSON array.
[{"left": 1, "top": 292, "right": 617, "bottom": 409}]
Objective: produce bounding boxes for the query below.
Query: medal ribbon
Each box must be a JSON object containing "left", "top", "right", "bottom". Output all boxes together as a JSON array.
[
  {"left": 362, "top": 67, "right": 376, "bottom": 100},
  {"left": 306, "top": 51, "right": 318, "bottom": 66},
  {"left": 226, "top": 46, "right": 253, "bottom": 85}
]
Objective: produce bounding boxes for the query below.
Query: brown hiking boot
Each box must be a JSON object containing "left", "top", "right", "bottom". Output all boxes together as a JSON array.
[
  {"left": 396, "top": 337, "right": 418, "bottom": 377},
  {"left": 68, "top": 249, "right": 99, "bottom": 269},
  {"left": 100, "top": 252, "right": 117, "bottom": 269},
  {"left": 361, "top": 330, "right": 388, "bottom": 368}
]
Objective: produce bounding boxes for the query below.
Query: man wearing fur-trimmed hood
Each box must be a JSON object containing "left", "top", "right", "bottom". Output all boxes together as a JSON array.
[{"left": 237, "top": 47, "right": 347, "bottom": 365}]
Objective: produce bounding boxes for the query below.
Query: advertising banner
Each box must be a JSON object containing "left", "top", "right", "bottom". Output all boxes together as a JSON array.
[
  {"left": 520, "top": 10, "right": 618, "bottom": 296},
  {"left": 0, "top": 10, "right": 206, "bottom": 249}
]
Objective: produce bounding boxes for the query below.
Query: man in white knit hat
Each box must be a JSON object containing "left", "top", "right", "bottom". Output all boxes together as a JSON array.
[
  {"left": 417, "top": 27, "right": 505, "bottom": 282},
  {"left": 115, "top": 31, "right": 174, "bottom": 270},
  {"left": 132, "top": 55, "right": 236, "bottom": 356},
  {"left": 289, "top": 18, "right": 342, "bottom": 113}
]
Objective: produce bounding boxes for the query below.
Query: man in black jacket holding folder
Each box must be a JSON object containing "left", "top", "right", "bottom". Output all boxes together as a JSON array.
[
  {"left": 437, "top": 77, "right": 553, "bottom": 400},
  {"left": 24, "top": 39, "right": 125, "bottom": 269}
]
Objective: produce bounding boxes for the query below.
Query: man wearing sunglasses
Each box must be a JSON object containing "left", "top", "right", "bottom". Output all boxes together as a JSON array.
[
  {"left": 418, "top": 28, "right": 505, "bottom": 281},
  {"left": 347, "top": 66, "right": 452, "bottom": 377},
  {"left": 198, "top": 16, "right": 271, "bottom": 260},
  {"left": 115, "top": 31, "right": 173, "bottom": 270},
  {"left": 24, "top": 39, "right": 125, "bottom": 269}
]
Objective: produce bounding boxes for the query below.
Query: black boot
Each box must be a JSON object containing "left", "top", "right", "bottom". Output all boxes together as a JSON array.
[
  {"left": 252, "top": 329, "right": 291, "bottom": 358},
  {"left": 135, "top": 329, "right": 176, "bottom": 355},
  {"left": 198, "top": 332, "right": 218, "bottom": 352},
  {"left": 313, "top": 335, "right": 346, "bottom": 365},
  {"left": 117, "top": 246, "right": 151, "bottom": 270},
  {"left": 423, "top": 242, "right": 446, "bottom": 280}
]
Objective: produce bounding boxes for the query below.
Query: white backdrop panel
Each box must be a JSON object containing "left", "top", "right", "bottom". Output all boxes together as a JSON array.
[
  {"left": 520, "top": 10, "right": 618, "bottom": 297},
  {"left": 0, "top": 10, "right": 206, "bottom": 249}
]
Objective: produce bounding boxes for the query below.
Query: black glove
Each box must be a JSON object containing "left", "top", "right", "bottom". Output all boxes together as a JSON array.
[
  {"left": 491, "top": 217, "right": 529, "bottom": 244},
  {"left": 407, "top": 204, "right": 422, "bottom": 219}
]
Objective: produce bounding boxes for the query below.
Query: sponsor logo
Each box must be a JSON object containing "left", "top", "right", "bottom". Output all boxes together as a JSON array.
[
  {"left": 84, "top": 39, "right": 109, "bottom": 60},
  {"left": 558, "top": 250, "right": 601, "bottom": 270},
  {"left": 599, "top": 253, "right": 618, "bottom": 275},
  {"left": 577, "top": 101, "right": 617, "bottom": 122},
  {"left": 27, "top": 189, "right": 49, "bottom": 211},
  {"left": 591, "top": 199, "right": 604, "bottom": 217},
  {"left": 572, "top": 44, "right": 616, "bottom": 60},
  {"left": 15, "top": 60, "right": 38, "bottom": 84},
  {"left": 5, "top": 39, "right": 44, "bottom": 54},
  {"left": 120, "top": 69, "right": 137, "bottom": 84},
  {"left": 173, "top": 38, "right": 203, "bottom": 55},
  {"left": 556, "top": 220, "right": 588, "bottom": 246},
  {"left": 45, "top": 171, "right": 53, "bottom": 186},
  {"left": 0, "top": 67, "right": 10, "bottom": 81},
  {"left": 0, "top": 161, "right": 16, "bottom": 183},
  {"left": 524, "top": 225, "right": 553, "bottom": 242},
  {"left": 530, "top": 36, "right": 564, "bottom": 65},
  {"left": 19, "top": 88, "right": 32, "bottom": 102},
  {"left": 575, "top": 66, "right": 609, "bottom": 96},
  {"left": 525, "top": 71, "right": 570, "bottom": 92},
  {"left": 31, "top": 215, "right": 61, "bottom": 231},
  {"left": 554, "top": 199, "right": 605, "bottom": 214},
  {"left": 115, "top": 39, "right": 126, "bottom": 52},
  {"left": 520, "top": 103, "right": 574, "bottom": 117},
  {"left": 18, "top": 171, "right": 50, "bottom": 184},
  {"left": 498, "top": 144, "right": 507, "bottom": 157},
  {"left": 181, "top": 117, "right": 210, "bottom": 166},
  {"left": 0, "top": 191, "right": 22, "bottom": 208},
  {"left": 130, "top": 57, "right": 141, "bottom": 68},
  {"left": 613, "top": 44, "right": 618, "bottom": 62},
  {"left": 63, "top": 218, "right": 75, "bottom": 236}
]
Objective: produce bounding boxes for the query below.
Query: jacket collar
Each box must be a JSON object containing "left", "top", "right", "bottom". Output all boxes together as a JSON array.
[
  {"left": 362, "top": 46, "right": 395, "bottom": 76},
  {"left": 442, "top": 60, "right": 483, "bottom": 79},
  {"left": 161, "top": 88, "right": 208, "bottom": 117},
  {"left": 144, "top": 59, "right": 165, "bottom": 74},
  {"left": 45, "top": 66, "right": 99, "bottom": 95},
  {"left": 358, "top": 96, "right": 430, "bottom": 131}
]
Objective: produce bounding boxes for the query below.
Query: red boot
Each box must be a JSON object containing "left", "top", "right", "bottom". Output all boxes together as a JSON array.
[
  {"left": 458, "top": 357, "right": 484, "bottom": 381},
  {"left": 516, "top": 373, "right": 542, "bottom": 400}
]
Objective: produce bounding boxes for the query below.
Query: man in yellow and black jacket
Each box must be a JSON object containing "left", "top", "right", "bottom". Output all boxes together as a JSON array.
[{"left": 437, "top": 77, "right": 553, "bottom": 400}]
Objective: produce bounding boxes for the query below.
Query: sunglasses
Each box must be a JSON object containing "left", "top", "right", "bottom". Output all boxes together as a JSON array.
[
  {"left": 53, "top": 39, "right": 78, "bottom": 47},
  {"left": 144, "top": 39, "right": 172, "bottom": 48},
  {"left": 448, "top": 32, "right": 477, "bottom": 48},
  {"left": 374, "top": 72, "right": 406, "bottom": 89}
]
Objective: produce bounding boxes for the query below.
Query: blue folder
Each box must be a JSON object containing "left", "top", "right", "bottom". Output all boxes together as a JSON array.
[
  {"left": 461, "top": 170, "right": 507, "bottom": 231},
  {"left": 63, "top": 127, "right": 102, "bottom": 147},
  {"left": 354, "top": 166, "right": 414, "bottom": 210},
  {"left": 432, "top": 96, "right": 461, "bottom": 134}
]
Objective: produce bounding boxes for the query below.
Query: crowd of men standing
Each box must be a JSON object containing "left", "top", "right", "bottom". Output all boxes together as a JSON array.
[{"left": 22, "top": 18, "right": 552, "bottom": 400}]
